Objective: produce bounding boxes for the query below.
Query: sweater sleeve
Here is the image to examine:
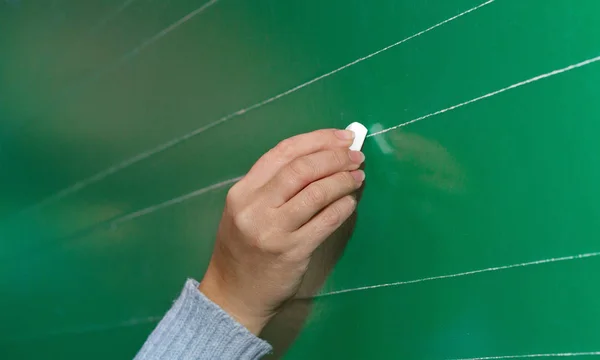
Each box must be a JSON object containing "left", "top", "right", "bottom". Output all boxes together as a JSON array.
[{"left": 134, "top": 279, "right": 272, "bottom": 360}]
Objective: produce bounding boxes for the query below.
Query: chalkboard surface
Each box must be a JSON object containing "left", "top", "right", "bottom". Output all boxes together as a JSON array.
[{"left": 2, "top": 0, "right": 600, "bottom": 358}]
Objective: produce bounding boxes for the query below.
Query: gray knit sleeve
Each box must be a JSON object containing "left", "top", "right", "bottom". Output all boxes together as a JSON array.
[{"left": 135, "top": 279, "right": 272, "bottom": 360}]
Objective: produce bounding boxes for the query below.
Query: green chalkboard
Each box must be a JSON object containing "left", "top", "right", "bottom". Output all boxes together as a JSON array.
[{"left": 2, "top": 0, "right": 600, "bottom": 358}]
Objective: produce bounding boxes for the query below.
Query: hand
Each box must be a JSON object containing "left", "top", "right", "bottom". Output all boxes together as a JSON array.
[{"left": 199, "top": 129, "right": 365, "bottom": 334}]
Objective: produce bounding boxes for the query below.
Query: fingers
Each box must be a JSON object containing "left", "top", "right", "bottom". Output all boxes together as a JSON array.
[
  {"left": 240, "top": 129, "right": 355, "bottom": 190},
  {"left": 293, "top": 195, "right": 358, "bottom": 253},
  {"left": 281, "top": 170, "right": 364, "bottom": 230},
  {"left": 264, "top": 148, "right": 365, "bottom": 206}
]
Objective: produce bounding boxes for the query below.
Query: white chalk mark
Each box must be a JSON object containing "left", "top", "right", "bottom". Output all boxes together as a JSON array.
[
  {"left": 87, "top": 0, "right": 138, "bottom": 35},
  {"left": 74, "top": 0, "right": 220, "bottom": 89},
  {"left": 448, "top": 352, "right": 600, "bottom": 360},
  {"left": 314, "top": 251, "right": 600, "bottom": 298},
  {"left": 7, "top": 0, "right": 493, "bottom": 220},
  {"left": 110, "top": 176, "right": 242, "bottom": 227},
  {"left": 370, "top": 123, "right": 394, "bottom": 154},
  {"left": 368, "top": 54, "right": 600, "bottom": 138},
  {"left": 8, "top": 315, "right": 162, "bottom": 342},
  {"left": 120, "top": 0, "right": 219, "bottom": 62}
]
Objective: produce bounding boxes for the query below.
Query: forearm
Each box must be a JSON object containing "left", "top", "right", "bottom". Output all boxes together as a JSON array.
[{"left": 135, "top": 279, "right": 272, "bottom": 360}]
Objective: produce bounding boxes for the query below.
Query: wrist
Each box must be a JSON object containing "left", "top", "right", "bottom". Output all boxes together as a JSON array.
[{"left": 199, "top": 269, "right": 272, "bottom": 335}]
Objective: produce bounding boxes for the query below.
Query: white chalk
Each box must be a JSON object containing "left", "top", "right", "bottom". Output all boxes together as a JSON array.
[{"left": 346, "top": 122, "right": 368, "bottom": 151}]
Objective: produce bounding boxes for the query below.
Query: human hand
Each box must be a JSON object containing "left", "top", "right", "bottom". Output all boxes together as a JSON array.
[{"left": 199, "top": 129, "right": 365, "bottom": 334}]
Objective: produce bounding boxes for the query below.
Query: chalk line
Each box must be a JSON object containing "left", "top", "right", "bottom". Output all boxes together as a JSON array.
[
  {"left": 87, "top": 0, "right": 138, "bottom": 36},
  {"left": 9, "top": 0, "right": 493, "bottom": 220},
  {"left": 8, "top": 315, "right": 162, "bottom": 342},
  {"left": 314, "top": 251, "right": 600, "bottom": 298},
  {"left": 448, "top": 352, "right": 600, "bottom": 360},
  {"left": 119, "top": 0, "right": 220, "bottom": 62},
  {"left": 368, "top": 54, "right": 600, "bottom": 137},
  {"left": 0, "top": 176, "right": 242, "bottom": 262},
  {"left": 73, "top": 0, "right": 221, "bottom": 90},
  {"left": 110, "top": 176, "right": 242, "bottom": 227}
]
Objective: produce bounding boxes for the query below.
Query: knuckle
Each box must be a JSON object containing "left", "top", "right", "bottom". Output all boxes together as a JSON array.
[
  {"left": 330, "top": 150, "right": 347, "bottom": 168},
  {"left": 255, "top": 230, "right": 287, "bottom": 255},
  {"left": 226, "top": 183, "right": 242, "bottom": 204},
  {"left": 232, "top": 208, "right": 255, "bottom": 233},
  {"left": 346, "top": 195, "right": 358, "bottom": 210},
  {"left": 305, "top": 129, "right": 326, "bottom": 140},
  {"left": 312, "top": 129, "right": 334, "bottom": 143},
  {"left": 337, "top": 171, "right": 356, "bottom": 188},
  {"left": 225, "top": 190, "right": 236, "bottom": 208},
  {"left": 322, "top": 204, "right": 343, "bottom": 227},
  {"left": 288, "top": 158, "right": 316, "bottom": 182},
  {"left": 274, "top": 138, "right": 296, "bottom": 158},
  {"left": 322, "top": 197, "right": 355, "bottom": 227},
  {"left": 240, "top": 210, "right": 289, "bottom": 255},
  {"left": 251, "top": 231, "right": 268, "bottom": 250},
  {"left": 305, "top": 183, "right": 328, "bottom": 206}
]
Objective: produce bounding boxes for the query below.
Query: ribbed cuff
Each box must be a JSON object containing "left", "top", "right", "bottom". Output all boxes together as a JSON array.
[{"left": 135, "top": 279, "right": 272, "bottom": 360}]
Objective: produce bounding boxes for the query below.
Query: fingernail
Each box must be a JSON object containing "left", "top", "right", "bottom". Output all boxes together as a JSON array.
[
  {"left": 335, "top": 129, "right": 355, "bottom": 140},
  {"left": 351, "top": 170, "right": 365, "bottom": 183},
  {"left": 349, "top": 151, "right": 365, "bottom": 164}
]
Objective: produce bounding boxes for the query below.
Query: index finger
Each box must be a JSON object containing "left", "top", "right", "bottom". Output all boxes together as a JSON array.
[{"left": 239, "top": 129, "right": 355, "bottom": 190}]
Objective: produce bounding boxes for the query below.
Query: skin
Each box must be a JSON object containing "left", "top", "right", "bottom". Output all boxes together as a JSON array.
[{"left": 199, "top": 128, "right": 365, "bottom": 335}]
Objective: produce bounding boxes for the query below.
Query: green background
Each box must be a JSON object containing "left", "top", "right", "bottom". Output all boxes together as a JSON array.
[{"left": 2, "top": 0, "right": 600, "bottom": 358}]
